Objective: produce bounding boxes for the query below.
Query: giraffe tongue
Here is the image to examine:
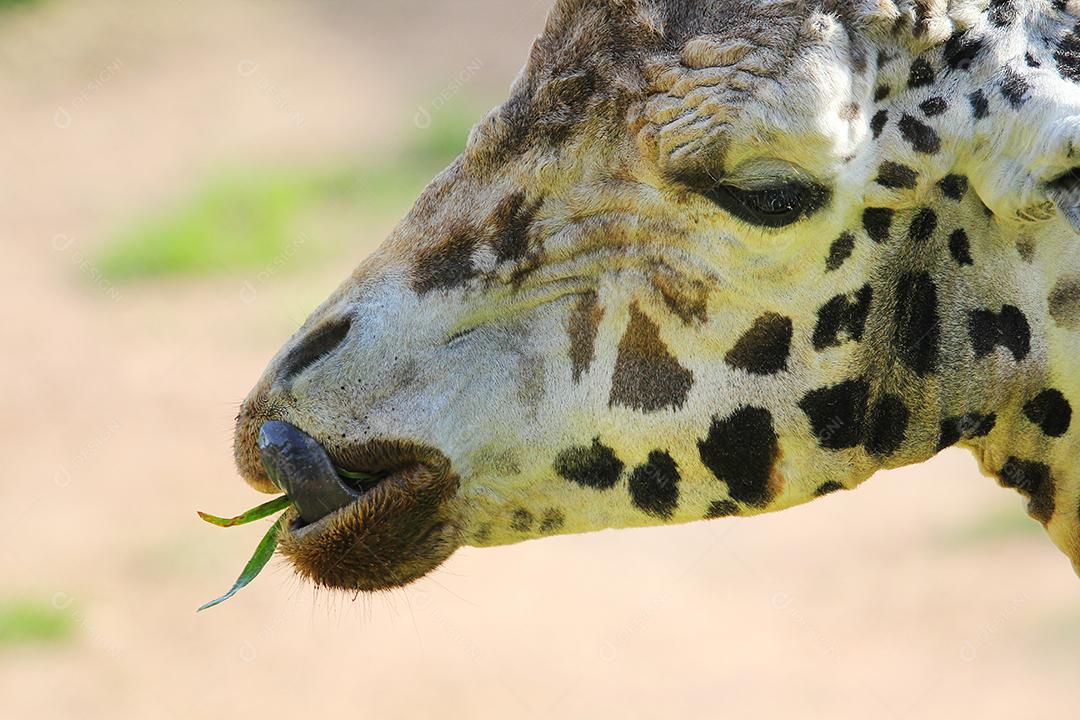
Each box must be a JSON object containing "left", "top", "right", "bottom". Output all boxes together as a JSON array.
[{"left": 257, "top": 421, "right": 359, "bottom": 525}]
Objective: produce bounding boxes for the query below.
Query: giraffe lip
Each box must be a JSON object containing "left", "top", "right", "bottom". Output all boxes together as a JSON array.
[{"left": 272, "top": 435, "right": 461, "bottom": 592}]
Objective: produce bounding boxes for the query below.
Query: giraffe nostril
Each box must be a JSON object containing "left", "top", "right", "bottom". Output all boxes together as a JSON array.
[{"left": 278, "top": 315, "right": 352, "bottom": 385}]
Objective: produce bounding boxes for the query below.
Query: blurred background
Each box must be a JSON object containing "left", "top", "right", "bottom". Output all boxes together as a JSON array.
[{"left": 2, "top": 0, "right": 1077, "bottom": 717}]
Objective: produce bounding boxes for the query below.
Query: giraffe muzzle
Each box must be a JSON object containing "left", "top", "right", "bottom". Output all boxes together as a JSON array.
[{"left": 252, "top": 420, "right": 461, "bottom": 591}]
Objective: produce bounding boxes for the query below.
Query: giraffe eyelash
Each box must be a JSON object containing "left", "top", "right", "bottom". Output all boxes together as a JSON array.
[{"left": 700, "top": 181, "right": 831, "bottom": 228}]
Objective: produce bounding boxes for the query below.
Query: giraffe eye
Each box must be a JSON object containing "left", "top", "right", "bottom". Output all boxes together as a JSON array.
[{"left": 702, "top": 181, "right": 830, "bottom": 228}]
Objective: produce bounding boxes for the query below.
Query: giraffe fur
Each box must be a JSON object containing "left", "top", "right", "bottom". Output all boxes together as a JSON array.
[{"left": 234, "top": 0, "right": 1080, "bottom": 591}]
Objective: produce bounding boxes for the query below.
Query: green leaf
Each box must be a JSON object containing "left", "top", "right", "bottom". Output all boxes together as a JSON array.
[
  {"left": 198, "top": 515, "right": 286, "bottom": 612},
  {"left": 335, "top": 467, "right": 376, "bottom": 482},
  {"left": 197, "top": 495, "right": 290, "bottom": 527}
]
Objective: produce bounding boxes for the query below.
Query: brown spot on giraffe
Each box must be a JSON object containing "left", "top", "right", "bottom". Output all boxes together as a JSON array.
[
  {"left": 651, "top": 271, "right": 709, "bottom": 325},
  {"left": 566, "top": 292, "right": 604, "bottom": 382},
  {"left": 490, "top": 190, "right": 542, "bottom": 263},
  {"left": 1049, "top": 274, "right": 1080, "bottom": 330},
  {"left": 413, "top": 223, "right": 480, "bottom": 294},
  {"left": 725, "top": 312, "right": 793, "bottom": 375},
  {"left": 999, "top": 458, "right": 1056, "bottom": 525},
  {"left": 1016, "top": 233, "right": 1036, "bottom": 262},
  {"left": 609, "top": 303, "right": 694, "bottom": 413}
]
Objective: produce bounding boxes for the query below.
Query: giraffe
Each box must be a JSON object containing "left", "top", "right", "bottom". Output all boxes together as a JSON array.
[{"left": 232, "top": 0, "right": 1080, "bottom": 592}]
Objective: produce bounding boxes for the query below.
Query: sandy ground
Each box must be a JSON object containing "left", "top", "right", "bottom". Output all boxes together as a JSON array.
[{"left": 1, "top": 1, "right": 1077, "bottom": 718}]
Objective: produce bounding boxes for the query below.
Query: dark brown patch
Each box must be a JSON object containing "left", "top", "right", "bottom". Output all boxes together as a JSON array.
[
  {"left": 864, "top": 394, "right": 909, "bottom": 456},
  {"left": 898, "top": 113, "right": 941, "bottom": 154},
  {"left": 894, "top": 272, "right": 940, "bottom": 376},
  {"left": 705, "top": 500, "right": 739, "bottom": 518},
  {"left": 876, "top": 161, "right": 919, "bottom": 189},
  {"left": 490, "top": 191, "right": 540, "bottom": 263},
  {"left": 907, "top": 208, "right": 938, "bottom": 244},
  {"left": 919, "top": 96, "right": 948, "bottom": 116},
  {"left": 863, "top": 207, "right": 894, "bottom": 243},
  {"left": 609, "top": 303, "right": 694, "bottom": 412},
  {"left": 937, "top": 413, "right": 996, "bottom": 450},
  {"left": 969, "top": 89, "right": 990, "bottom": 119},
  {"left": 945, "top": 31, "right": 983, "bottom": 71},
  {"left": 968, "top": 305, "right": 1031, "bottom": 361},
  {"left": 651, "top": 272, "right": 709, "bottom": 325},
  {"left": 1049, "top": 274, "right": 1080, "bottom": 330},
  {"left": 628, "top": 450, "right": 680, "bottom": 519},
  {"left": 509, "top": 251, "right": 544, "bottom": 289},
  {"left": 908, "top": 57, "right": 936, "bottom": 88},
  {"left": 725, "top": 312, "right": 792, "bottom": 375},
  {"left": 412, "top": 224, "right": 479, "bottom": 294},
  {"left": 531, "top": 71, "right": 599, "bottom": 146},
  {"left": 698, "top": 406, "right": 780, "bottom": 508},
  {"left": 949, "top": 229, "right": 973, "bottom": 265},
  {"left": 1055, "top": 21, "right": 1080, "bottom": 83},
  {"left": 1023, "top": 389, "right": 1072, "bottom": 437},
  {"left": 539, "top": 508, "right": 565, "bottom": 532},
  {"left": 1000, "top": 66, "right": 1031, "bottom": 108},
  {"left": 566, "top": 292, "right": 604, "bottom": 382},
  {"left": 483, "top": 11, "right": 635, "bottom": 161},
  {"left": 511, "top": 508, "right": 534, "bottom": 532},
  {"left": 998, "top": 458, "right": 1056, "bottom": 524},
  {"left": 799, "top": 379, "right": 869, "bottom": 450},
  {"left": 1016, "top": 234, "right": 1036, "bottom": 262},
  {"left": 554, "top": 438, "right": 623, "bottom": 490},
  {"left": 812, "top": 285, "right": 872, "bottom": 351},
  {"left": 938, "top": 174, "right": 968, "bottom": 200},
  {"left": 826, "top": 232, "right": 856, "bottom": 271},
  {"left": 814, "top": 481, "right": 845, "bottom": 496},
  {"left": 871, "top": 109, "right": 889, "bottom": 139}
]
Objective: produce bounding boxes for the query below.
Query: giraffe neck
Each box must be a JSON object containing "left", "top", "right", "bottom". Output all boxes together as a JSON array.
[{"left": 963, "top": 256, "right": 1080, "bottom": 571}]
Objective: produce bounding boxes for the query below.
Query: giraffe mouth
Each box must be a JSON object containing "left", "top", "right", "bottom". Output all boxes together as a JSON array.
[{"left": 257, "top": 421, "right": 461, "bottom": 591}]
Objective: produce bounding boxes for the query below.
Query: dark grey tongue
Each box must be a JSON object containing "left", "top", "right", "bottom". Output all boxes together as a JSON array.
[{"left": 258, "top": 421, "right": 358, "bottom": 524}]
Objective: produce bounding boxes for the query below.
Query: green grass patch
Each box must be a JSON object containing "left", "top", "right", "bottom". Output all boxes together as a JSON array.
[
  {"left": 98, "top": 100, "right": 480, "bottom": 283},
  {"left": 0, "top": 598, "right": 75, "bottom": 648}
]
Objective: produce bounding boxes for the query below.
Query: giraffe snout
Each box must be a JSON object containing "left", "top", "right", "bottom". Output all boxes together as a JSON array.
[{"left": 233, "top": 313, "right": 356, "bottom": 492}]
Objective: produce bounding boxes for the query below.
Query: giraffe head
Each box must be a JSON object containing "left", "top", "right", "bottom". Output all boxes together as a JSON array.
[{"left": 233, "top": 0, "right": 1080, "bottom": 591}]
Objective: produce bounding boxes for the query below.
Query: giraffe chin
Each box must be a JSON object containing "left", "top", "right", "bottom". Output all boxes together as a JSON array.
[{"left": 270, "top": 430, "right": 462, "bottom": 593}]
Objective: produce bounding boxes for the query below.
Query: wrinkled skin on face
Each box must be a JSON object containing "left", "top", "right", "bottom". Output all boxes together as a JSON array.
[{"left": 234, "top": 0, "right": 1080, "bottom": 592}]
